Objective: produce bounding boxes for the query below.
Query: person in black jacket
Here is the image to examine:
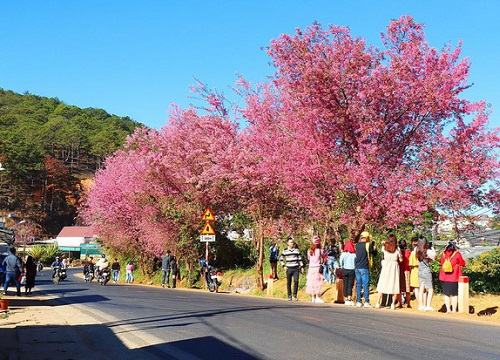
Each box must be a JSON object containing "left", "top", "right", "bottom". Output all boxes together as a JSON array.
[
  {"left": 111, "top": 259, "right": 121, "bottom": 283},
  {"left": 170, "top": 256, "right": 179, "bottom": 288},
  {"left": 354, "top": 231, "right": 378, "bottom": 308},
  {"left": 161, "top": 250, "right": 172, "bottom": 288}
]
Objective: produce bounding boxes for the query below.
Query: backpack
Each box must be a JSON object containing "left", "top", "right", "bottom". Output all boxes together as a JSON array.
[
  {"left": 442, "top": 251, "right": 457, "bottom": 273},
  {"left": 365, "top": 242, "right": 373, "bottom": 269}
]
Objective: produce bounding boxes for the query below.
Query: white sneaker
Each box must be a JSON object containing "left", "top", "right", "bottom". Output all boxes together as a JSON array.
[
  {"left": 315, "top": 297, "right": 324, "bottom": 303},
  {"left": 356, "top": 302, "right": 362, "bottom": 308},
  {"left": 375, "top": 303, "right": 380, "bottom": 309},
  {"left": 418, "top": 306, "right": 425, "bottom": 311},
  {"left": 425, "top": 306, "right": 435, "bottom": 311},
  {"left": 364, "top": 302, "right": 371, "bottom": 308},
  {"left": 311, "top": 297, "right": 316, "bottom": 303},
  {"left": 345, "top": 300, "right": 352, "bottom": 306}
]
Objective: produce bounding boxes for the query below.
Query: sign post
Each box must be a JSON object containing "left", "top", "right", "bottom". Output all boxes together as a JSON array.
[{"left": 200, "top": 208, "right": 216, "bottom": 263}]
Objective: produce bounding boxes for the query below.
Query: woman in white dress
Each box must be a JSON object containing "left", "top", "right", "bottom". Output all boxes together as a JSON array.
[{"left": 375, "top": 234, "right": 402, "bottom": 310}]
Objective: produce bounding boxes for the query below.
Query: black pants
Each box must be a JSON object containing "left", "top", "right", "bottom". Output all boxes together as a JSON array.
[
  {"left": 286, "top": 267, "right": 299, "bottom": 298},
  {"left": 342, "top": 269, "right": 355, "bottom": 297},
  {"left": 172, "top": 269, "right": 179, "bottom": 288},
  {"left": 381, "top": 294, "right": 393, "bottom": 307}
]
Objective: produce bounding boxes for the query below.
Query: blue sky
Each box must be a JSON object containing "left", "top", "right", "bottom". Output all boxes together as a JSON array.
[{"left": 1, "top": 1, "right": 499, "bottom": 130}]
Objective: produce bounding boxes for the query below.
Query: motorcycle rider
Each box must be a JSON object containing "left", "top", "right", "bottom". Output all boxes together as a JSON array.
[
  {"left": 95, "top": 254, "right": 109, "bottom": 277},
  {"left": 50, "top": 256, "right": 62, "bottom": 279},
  {"left": 83, "top": 256, "right": 94, "bottom": 280},
  {"left": 60, "top": 256, "right": 68, "bottom": 270},
  {"left": 200, "top": 255, "right": 220, "bottom": 291}
]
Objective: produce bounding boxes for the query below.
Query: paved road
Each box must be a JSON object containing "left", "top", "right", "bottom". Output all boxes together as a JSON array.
[{"left": 7, "top": 268, "right": 500, "bottom": 360}]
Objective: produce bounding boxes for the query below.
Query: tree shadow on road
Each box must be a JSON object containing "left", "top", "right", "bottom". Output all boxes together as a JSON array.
[{"left": 0, "top": 323, "right": 260, "bottom": 360}]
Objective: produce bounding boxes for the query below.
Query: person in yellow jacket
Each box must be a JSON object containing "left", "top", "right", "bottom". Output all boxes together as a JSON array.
[{"left": 408, "top": 237, "right": 421, "bottom": 308}]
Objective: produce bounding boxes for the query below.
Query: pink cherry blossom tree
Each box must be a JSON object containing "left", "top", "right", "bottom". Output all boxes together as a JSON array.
[
  {"left": 82, "top": 109, "right": 241, "bottom": 275},
  {"left": 231, "top": 128, "right": 306, "bottom": 290},
  {"left": 82, "top": 15, "right": 499, "bottom": 283},
  {"left": 238, "top": 15, "right": 499, "bottom": 240}
]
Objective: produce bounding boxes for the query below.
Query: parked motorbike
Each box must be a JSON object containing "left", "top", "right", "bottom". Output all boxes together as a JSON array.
[
  {"left": 52, "top": 267, "right": 67, "bottom": 285},
  {"left": 205, "top": 266, "right": 222, "bottom": 293},
  {"left": 97, "top": 267, "right": 110, "bottom": 286}
]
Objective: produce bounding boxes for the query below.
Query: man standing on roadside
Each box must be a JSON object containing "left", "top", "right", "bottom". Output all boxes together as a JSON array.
[
  {"left": 161, "top": 250, "right": 172, "bottom": 288},
  {"left": 111, "top": 258, "right": 121, "bottom": 283},
  {"left": 280, "top": 238, "right": 304, "bottom": 301},
  {"left": 355, "top": 231, "right": 378, "bottom": 308},
  {"left": 2, "top": 247, "right": 22, "bottom": 296}
]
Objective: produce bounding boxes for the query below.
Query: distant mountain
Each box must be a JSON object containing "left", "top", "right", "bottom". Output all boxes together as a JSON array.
[{"left": 0, "top": 88, "right": 143, "bottom": 236}]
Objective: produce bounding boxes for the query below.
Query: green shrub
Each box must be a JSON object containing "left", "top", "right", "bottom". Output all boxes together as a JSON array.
[
  {"left": 27, "top": 245, "right": 45, "bottom": 261},
  {"left": 430, "top": 258, "right": 442, "bottom": 293},
  {"left": 463, "top": 248, "right": 500, "bottom": 294},
  {"left": 41, "top": 244, "right": 60, "bottom": 264}
]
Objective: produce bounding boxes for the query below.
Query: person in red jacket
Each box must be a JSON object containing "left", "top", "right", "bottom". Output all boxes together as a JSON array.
[
  {"left": 397, "top": 239, "right": 412, "bottom": 308},
  {"left": 438, "top": 241, "right": 466, "bottom": 313}
]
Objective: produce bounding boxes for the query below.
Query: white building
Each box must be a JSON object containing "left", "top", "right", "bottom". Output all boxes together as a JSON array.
[{"left": 55, "top": 226, "right": 101, "bottom": 258}]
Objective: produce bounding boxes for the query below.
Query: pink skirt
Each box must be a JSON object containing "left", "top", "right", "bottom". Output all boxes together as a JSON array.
[{"left": 305, "top": 265, "right": 323, "bottom": 295}]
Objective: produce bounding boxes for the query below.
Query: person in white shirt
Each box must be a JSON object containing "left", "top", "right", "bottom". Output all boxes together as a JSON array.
[{"left": 95, "top": 255, "right": 110, "bottom": 275}]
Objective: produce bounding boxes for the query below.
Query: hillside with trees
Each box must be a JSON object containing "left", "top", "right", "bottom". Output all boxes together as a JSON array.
[{"left": 0, "top": 88, "right": 142, "bottom": 236}]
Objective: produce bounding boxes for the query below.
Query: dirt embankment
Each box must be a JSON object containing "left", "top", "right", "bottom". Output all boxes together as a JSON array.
[{"left": 222, "top": 272, "right": 499, "bottom": 324}]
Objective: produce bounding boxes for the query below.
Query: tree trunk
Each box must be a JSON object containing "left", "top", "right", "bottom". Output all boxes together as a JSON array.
[{"left": 255, "top": 223, "right": 265, "bottom": 291}]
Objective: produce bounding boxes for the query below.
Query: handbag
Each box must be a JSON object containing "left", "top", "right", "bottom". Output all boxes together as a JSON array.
[
  {"left": 20, "top": 274, "right": 27, "bottom": 285},
  {"left": 318, "top": 250, "right": 325, "bottom": 274}
]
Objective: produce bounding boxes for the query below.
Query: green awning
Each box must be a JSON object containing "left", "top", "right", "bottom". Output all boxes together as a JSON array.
[
  {"left": 80, "top": 244, "right": 103, "bottom": 256},
  {"left": 58, "top": 247, "right": 80, "bottom": 251}
]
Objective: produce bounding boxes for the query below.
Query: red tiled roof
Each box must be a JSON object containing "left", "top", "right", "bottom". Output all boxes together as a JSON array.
[{"left": 57, "top": 226, "right": 95, "bottom": 238}]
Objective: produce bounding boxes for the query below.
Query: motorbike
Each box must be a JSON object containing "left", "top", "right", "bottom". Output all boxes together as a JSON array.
[
  {"left": 205, "top": 265, "right": 222, "bottom": 293},
  {"left": 52, "top": 267, "right": 67, "bottom": 285},
  {"left": 97, "top": 267, "right": 111, "bottom": 286},
  {"left": 83, "top": 264, "right": 94, "bottom": 282}
]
